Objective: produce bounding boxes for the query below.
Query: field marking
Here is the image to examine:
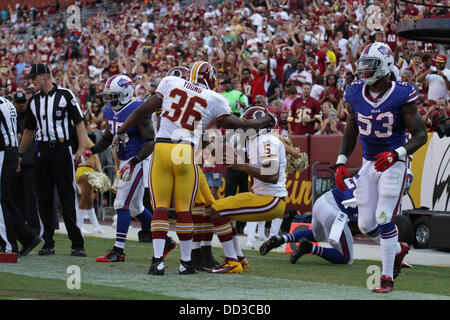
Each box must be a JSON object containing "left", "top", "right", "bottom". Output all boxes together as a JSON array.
[{"left": 1, "top": 256, "right": 449, "bottom": 300}]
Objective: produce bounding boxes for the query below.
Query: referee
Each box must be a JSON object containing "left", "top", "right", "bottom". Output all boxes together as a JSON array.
[
  {"left": 18, "top": 63, "right": 89, "bottom": 257},
  {"left": 0, "top": 96, "right": 41, "bottom": 255}
]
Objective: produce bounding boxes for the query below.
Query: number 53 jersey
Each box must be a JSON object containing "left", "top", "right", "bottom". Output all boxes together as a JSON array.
[
  {"left": 155, "top": 76, "right": 231, "bottom": 145},
  {"left": 343, "top": 80, "right": 418, "bottom": 161}
]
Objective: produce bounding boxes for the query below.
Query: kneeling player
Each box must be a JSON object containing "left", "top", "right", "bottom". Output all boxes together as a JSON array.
[{"left": 207, "top": 107, "right": 288, "bottom": 274}]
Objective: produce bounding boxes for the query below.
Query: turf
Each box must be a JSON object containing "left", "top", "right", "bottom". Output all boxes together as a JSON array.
[{"left": 0, "top": 234, "right": 449, "bottom": 300}]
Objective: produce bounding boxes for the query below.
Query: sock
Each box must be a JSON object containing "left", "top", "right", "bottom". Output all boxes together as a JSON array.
[
  {"left": 269, "top": 218, "right": 283, "bottom": 237},
  {"left": 151, "top": 209, "right": 169, "bottom": 258},
  {"left": 192, "top": 206, "right": 204, "bottom": 250},
  {"left": 221, "top": 239, "right": 238, "bottom": 260},
  {"left": 232, "top": 234, "right": 244, "bottom": 257},
  {"left": 379, "top": 222, "right": 399, "bottom": 279},
  {"left": 246, "top": 221, "right": 257, "bottom": 241},
  {"left": 201, "top": 208, "right": 214, "bottom": 246},
  {"left": 176, "top": 212, "right": 193, "bottom": 262},
  {"left": 257, "top": 221, "right": 266, "bottom": 238},
  {"left": 113, "top": 246, "right": 123, "bottom": 255},
  {"left": 135, "top": 208, "right": 152, "bottom": 231},
  {"left": 367, "top": 226, "right": 381, "bottom": 244},
  {"left": 76, "top": 209, "right": 86, "bottom": 230},
  {"left": 284, "top": 229, "right": 315, "bottom": 243},
  {"left": 311, "top": 245, "right": 346, "bottom": 264},
  {"left": 211, "top": 216, "right": 235, "bottom": 258},
  {"left": 114, "top": 209, "right": 131, "bottom": 249}
]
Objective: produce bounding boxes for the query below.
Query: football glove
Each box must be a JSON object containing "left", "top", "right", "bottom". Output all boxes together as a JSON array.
[
  {"left": 374, "top": 151, "right": 399, "bottom": 172},
  {"left": 81, "top": 149, "right": 93, "bottom": 164},
  {"left": 112, "top": 133, "right": 129, "bottom": 152},
  {"left": 119, "top": 157, "right": 141, "bottom": 182},
  {"left": 334, "top": 163, "right": 350, "bottom": 191}
]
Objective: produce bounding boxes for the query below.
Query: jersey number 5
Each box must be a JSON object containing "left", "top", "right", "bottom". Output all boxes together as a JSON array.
[
  {"left": 162, "top": 88, "right": 208, "bottom": 131},
  {"left": 357, "top": 111, "right": 394, "bottom": 138}
]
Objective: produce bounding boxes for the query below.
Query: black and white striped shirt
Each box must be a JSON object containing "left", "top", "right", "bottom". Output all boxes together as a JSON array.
[
  {"left": 25, "top": 84, "right": 84, "bottom": 142},
  {"left": 0, "top": 97, "right": 19, "bottom": 150}
]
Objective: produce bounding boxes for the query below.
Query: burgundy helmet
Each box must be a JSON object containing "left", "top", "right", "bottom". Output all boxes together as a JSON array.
[
  {"left": 188, "top": 61, "right": 218, "bottom": 90},
  {"left": 242, "top": 106, "right": 269, "bottom": 120},
  {"left": 166, "top": 66, "right": 189, "bottom": 80}
]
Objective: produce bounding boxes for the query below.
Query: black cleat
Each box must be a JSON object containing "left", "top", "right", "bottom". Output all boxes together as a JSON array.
[
  {"left": 290, "top": 238, "right": 312, "bottom": 264},
  {"left": 179, "top": 259, "right": 198, "bottom": 274},
  {"left": 38, "top": 247, "right": 55, "bottom": 256},
  {"left": 148, "top": 257, "right": 165, "bottom": 275},
  {"left": 18, "top": 236, "right": 41, "bottom": 257},
  {"left": 259, "top": 235, "right": 284, "bottom": 256},
  {"left": 200, "top": 245, "right": 219, "bottom": 270},
  {"left": 191, "top": 248, "right": 203, "bottom": 271},
  {"left": 71, "top": 248, "right": 87, "bottom": 257},
  {"left": 138, "top": 229, "right": 152, "bottom": 243},
  {"left": 163, "top": 236, "right": 177, "bottom": 259}
]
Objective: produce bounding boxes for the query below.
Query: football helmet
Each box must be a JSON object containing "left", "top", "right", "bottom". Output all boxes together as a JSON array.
[
  {"left": 167, "top": 66, "right": 189, "bottom": 79},
  {"left": 403, "top": 168, "right": 413, "bottom": 195},
  {"left": 357, "top": 42, "right": 394, "bottom": 85},
  {"left": 188, "top": 61, "right": 218, "bottom": 90},
  {"left": 103, "top": 74, "right": 134, "bottom": 110},
  {"left": 242, "top": 106, "right": 269, "bottom": 120}
]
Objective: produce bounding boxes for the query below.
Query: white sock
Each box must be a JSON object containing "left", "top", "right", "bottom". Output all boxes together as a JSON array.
[
  {"left": 201, "top": 240, "right": 212, "bottom": 246},
  {"left": 269, "top": 218, "right": 283, "bottom": 237},
  {"left": 380, "top": 235, "right": 398, "bottom": 279},
  {"left": 221, "top": 239, "right": 238, "bottom": 259},
  {"left": 232, "top": 235, "right": 244, "bottom": 257},
  {"left": 246, "top": 222, "right": 257, "bottom": 241},
  {"left": 76, "top": 209, "right": 86, "bottom": 230},
  {"left": 179, "top": 240, "right": 193, "bottom": 262},
  {"left": 153, "top": 238, "right": 166, "bottom": 259},
  {"left": 114, "top": 241, "right": 125, "bottom": 249},
  {"left": 87, "top": 208, "right": 101, "bottom": 228},
  {"left": 257, "top": 221, "right": 266, "bottom": 238},
  {"left": 192, "top": 241, "right": 201, "bottom": 250}
]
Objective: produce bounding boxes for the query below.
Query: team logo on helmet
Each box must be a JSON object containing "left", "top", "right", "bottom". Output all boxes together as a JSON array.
[
  {"left": 377, "top": 46, "right": 393, "bottom": 57},
  {"left": 117, "top": 78, "right": 134, "bottom": 88}
]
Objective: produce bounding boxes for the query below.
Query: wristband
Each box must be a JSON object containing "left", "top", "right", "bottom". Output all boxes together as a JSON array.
[
  {"left": 394, "top": 146, "right": 407, "bottom": 158},
  {"left": 336, "top": 154, "right": 348, "bottom": 165},
  {"left": 129, "top": 156, "right": 142, "bottom": 167}
]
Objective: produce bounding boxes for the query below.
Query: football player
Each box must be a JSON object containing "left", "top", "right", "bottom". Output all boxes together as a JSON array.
[
  {"left": 115, "top": 61, "right": 275, "bottom": 275},
  {"left": 206, "top": 106, "right": 288, "bottom": 274},
  {"left": 334, "top": 42, "right": 427, "bottom": 293},
  {"left": 82, "top": 75, "right": 175, "bottom": 262}
]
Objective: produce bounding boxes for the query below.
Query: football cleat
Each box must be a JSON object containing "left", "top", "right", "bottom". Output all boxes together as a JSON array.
[
  {"left": 208, "top": 257, "right": 243, "bottom": 274},
  {"left": 148, "top": 257, "right": 165, "bottom": 275},
  {"left": 179, "top": 260, "right": 198, "bottom": 275},
  {"left": 259, "top": 235, "right": 284, "bottom": 256},
  {"left": 290, "top": 238, "right": 313, "bottom": 264},
  {"left": 163, "top": 236, "right": 177, "bottom": 259},
  {"left": 238, "top": 256, "right": 250, "bottom": 271},
  {"left": 373, "top": 275, "right": 394, "bottom": 293},
  {"left": 393, "top": 242, "right": 410, "bottom": 279},
  {"left": 96, "top": 249, "right": 125, "bottom": 262}
]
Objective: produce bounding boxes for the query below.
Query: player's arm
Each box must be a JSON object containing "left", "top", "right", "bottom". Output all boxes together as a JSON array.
[
  {"left": 87, "top": 127, "right": 113, "bottom": 155},
  {"left": 228, "top": 161, "right": 279, "bottom": 184},
  {"left": 133, "top": 118, "right": 156, "bottom": 162},
  {"left": 117, "top": 94, "right": 162, "bottom": 135},
  {"left": 217, "top": 113, "right": 275, "bottom": 130},
  {"left": 374, "top": 102, "right": 427, "bottom": 172}
]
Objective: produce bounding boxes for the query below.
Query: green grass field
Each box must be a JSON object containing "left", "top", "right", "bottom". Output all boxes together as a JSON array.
[{"left": 1, "top": 234, "right": 449, "bottom": 300}]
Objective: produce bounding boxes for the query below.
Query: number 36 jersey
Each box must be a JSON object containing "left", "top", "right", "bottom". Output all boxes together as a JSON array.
[
  {"left": 343, "top": 80, "right": 418, "bottom": 161},
  {"left": 155, "top": 76, "right": 231, "bottom": 146}
]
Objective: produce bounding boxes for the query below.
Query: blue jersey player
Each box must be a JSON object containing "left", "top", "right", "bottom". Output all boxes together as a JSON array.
[
  {"left": 259, "top": 175, "right": 359, "bottom": 265},
  {"left": 82, "top": 75, "right": 175, "bottom": 262},
  {"left": 334, "top": 42, "right": 427, "bottom": 293}
]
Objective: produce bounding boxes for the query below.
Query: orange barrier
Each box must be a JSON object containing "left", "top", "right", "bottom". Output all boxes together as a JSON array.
[{"left": 284, "top": 222, "right": 318, "bottom": 254}]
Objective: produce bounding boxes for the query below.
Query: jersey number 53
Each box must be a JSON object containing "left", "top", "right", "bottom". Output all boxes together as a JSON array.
[{"left": 357, "top": 111, "right": 394, "bottom": 138}]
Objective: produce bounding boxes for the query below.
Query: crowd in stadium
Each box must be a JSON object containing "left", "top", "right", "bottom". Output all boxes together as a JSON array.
[{"left": 1, "top": 0, "right": 449, "bottom": 138}]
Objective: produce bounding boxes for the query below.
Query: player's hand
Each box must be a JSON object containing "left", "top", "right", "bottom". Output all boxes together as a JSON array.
[
  {"left": 374, "top": 151, "right": 398, "bottom": 172},
  {"left": 119, "top": 161, "right": 135, "bottom": 182},
  {"left": 334, "top": 163, "right": 350, "bottom": 191},
  {"left": 112, "top": 133, "right": 128, "bottom": 152}
]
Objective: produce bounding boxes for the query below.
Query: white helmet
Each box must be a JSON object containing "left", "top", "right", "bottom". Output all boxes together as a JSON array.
[
  {"left": 403, "top": 168, "right": 413, "bottom": 196},
  {"left": 103, "top": 74, "right": 134, "bottom": 110},
  {"left": 357, "top": 42, "right": 394, "bottom": 85}
]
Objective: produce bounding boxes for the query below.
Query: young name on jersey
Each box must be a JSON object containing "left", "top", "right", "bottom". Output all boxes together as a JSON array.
[
  {"left": 104, "top": 100, "right": 147, "bottom": 161},
  {"left": 343, "top": 80, "right": 418, "bottom": 161}
]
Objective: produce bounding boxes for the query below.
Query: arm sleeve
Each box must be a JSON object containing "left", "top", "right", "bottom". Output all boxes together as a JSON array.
[
  {"left": 65, "top": 89, "right": 84, "bottom": 125},
  {"left": 24, "top": 98, "right": 37, "bottom": 130},
  {"left": 404, "top": 83, "right": 418, "bottom": 105}
]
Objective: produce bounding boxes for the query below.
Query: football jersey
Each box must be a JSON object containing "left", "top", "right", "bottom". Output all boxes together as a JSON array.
[
  {"left": 331, "top": 174, "right": 359, "bottom": 217},
  {"left": 155, "top": 76, "right": 231, "bottom": 146},
  {"left": 247, "top": 133, "right": 288, "bottom": 198},
  {"left": 343, "top": 80, "right": 418, "bottom": 161},
  {"left": 103, "top": 100, "right": 147, "bottom": 161}
]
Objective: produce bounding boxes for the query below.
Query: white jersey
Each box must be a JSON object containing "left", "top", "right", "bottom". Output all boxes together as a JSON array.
[
  {"left": 155, "top": 76, "right": 231, "bottom": 146},
  {"left": 247, "top": 133, "right": 288, "bottom": 198}
]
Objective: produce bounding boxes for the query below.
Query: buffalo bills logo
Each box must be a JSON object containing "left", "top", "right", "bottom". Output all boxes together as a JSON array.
[
  {"left": 377, "top": 46, "right": 393, "bottom": 57},
  {"left": 117, "top": 78, "right": 133, "bottom": 88}
]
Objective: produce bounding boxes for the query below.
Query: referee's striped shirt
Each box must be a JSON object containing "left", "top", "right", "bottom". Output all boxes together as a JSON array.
[
  {"left": 0, "top": 97, "right": 19, "bottom": 150},
  {"left": 25, "top": 83, "right": 84, "bottom": 142}
]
